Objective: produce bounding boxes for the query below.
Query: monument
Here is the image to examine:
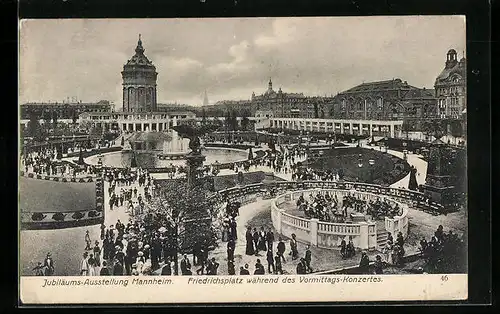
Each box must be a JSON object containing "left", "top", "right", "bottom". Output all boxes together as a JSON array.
[{"left": 421, "top": 138, "right": 456, "bottom": 205}]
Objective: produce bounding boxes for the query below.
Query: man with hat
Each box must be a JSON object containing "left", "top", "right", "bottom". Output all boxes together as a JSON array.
[
  {"left": 180, "top": 254, "right": 192, "bottom": 275},
  {"left": 84, "top": 230, "right": 91, "bottom": 251},
  {"left": 43, "top": 252, "right": 55, "bottom": 276},
  {"left": 80, "top": 252, "right": 89, "bottom": 276},
  {"left": 359, "top": 251, "right": 370, "bottom": 274}
]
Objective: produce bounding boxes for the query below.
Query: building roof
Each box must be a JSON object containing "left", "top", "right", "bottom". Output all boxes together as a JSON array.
[
  {"left": 435, "top": 58, "right": 466, "bottom": 85},
  {"left": 123, "top": 35, "right": 156, "bottom": 70},
  {"left": 128, "top": 131, "right": 172, "bottom": 143},
  {"left": 339, "top": 79, "right": 434, "bottom": 100}
]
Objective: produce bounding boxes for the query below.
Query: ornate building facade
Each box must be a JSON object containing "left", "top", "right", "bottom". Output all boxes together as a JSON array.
[
  {"left": 434, "top": 49, "right": 466, "bottom": 119},
  {"left": 212, "top": 78, "right": 334, "bottom": 119},
  {"left": 329, "top": 78, "right": 437, "bottom": 121},
  {"left": 122, "top": 35, "right": 158, "bottom": 113}
]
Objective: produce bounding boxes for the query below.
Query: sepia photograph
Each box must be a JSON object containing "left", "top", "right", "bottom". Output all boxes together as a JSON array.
[{"left": 19, "top": 16, "right": 468, "bottom": 303}]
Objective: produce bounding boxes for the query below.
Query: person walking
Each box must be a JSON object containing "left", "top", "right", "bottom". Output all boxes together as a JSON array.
[
  {"left": 274, "top": 252, "right": 283, "bottom": 274},
  {"left": 84, "top": 230, "right": 91, "bottom": 251},
  {"left": 277, "top": 237, "right": 286, "bottom": 263},
  {"left": 304, "top": 245, "right": 313, "bottom": 273},
  {"left": 289, "top": 234, "right": 299, "bottom": 260},
  {"left": 93, "top": 241, "right": 101, "bottom": 267},
  {"left": 266, "top": 248, "right": 275, "bottom": 274},
  {"left": 43, "top": 252, "right": 55, "bottom": 276},
  {"left": 80, "top": 252, "right": 89, "bottom": 276}
]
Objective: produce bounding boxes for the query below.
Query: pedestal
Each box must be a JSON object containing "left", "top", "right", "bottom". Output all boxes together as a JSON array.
[{"left": 186, "top": 153, "right": 206, "bottom": 187}]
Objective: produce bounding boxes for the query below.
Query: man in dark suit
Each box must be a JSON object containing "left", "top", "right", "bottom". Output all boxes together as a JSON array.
[
  {"left": 180, "top": 254, "right": 192, "bottom": 275},
  {"left": 277, "top": 237, "right": 286, "bottom": 263},
  {"left": 304, "top": 245, "right": 313, "bottom": 273},
  {"left": 274, "top": 252, "right": 283, "bottom": 274},
  {"left": 113, "top": 259, "right": 124, "bottom": 276},
  {"left": 266, "top": 248, "right": 275, "bottom": 274},
  {"left": 266, "top": 228, "right": 275, "bottom": 251},
  {"left": 100, "top": 261, "right": 110, "bottom": 276}
]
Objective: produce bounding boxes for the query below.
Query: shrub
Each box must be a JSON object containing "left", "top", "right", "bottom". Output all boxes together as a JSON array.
[
  {"left": 79, "top": 178, "right": 85, "bottom": 183},
  {"left": 45, "top": 176, "right": 50, "bottom": 180},
  {"left": 36, "top": 175, "right": 42, "bottom": 179},
  {"left": 31, "top": 213, "right": 46, "bottom": 221},
  {"left": 88, "top": 210, "right": 100, "bottom": 217},
  {"left": 72, "top": 212, "right": 85, "bottom": 220},
  {"left": 20, "top": 171, "right": 24, "bottom": 176},
  {"left": 87, "top": 177, "right": 93, "bottom": 182},
  {"left": 27, "top": 173, "right": 34, "bottom": 178},
  {"left": 71, "top": 178, "right": 77, "bottom": 182},
  {"left": 53, "top": 177, "right": 59, "bottom": 182},
  {"left": 52, "top": 213, "right": 66, "bottom": 221},
  {"left": 62, "top": 178, "right": 68, "bottom": 182}
]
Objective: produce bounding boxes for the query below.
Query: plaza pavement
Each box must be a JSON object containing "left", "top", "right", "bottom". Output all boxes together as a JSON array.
[{"left": 20, "top": 136, "right": 464, "bottom": 275}]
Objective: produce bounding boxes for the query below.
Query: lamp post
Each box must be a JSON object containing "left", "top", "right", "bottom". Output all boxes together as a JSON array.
[{"left": 368, "top": 159, "right": 375, "bottom": 183}]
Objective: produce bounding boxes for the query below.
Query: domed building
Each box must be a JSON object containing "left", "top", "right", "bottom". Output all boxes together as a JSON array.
[
  {"left": 79, "top": 35, "right": 196, "bottom": 133},
  {"left": 122, "top": 35, "right": 158, "bottom": 112},
  {"left": 434, "top": 49, "right": 466, "bottom": 119}
]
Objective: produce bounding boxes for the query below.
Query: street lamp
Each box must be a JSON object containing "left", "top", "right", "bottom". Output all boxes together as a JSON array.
[{"left": 368, "top": 159, "right": 375, "bottom": 183}]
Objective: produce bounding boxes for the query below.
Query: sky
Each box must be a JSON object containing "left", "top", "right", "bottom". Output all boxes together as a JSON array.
[{"left": 19, "top": 16, "right": 466, "bottom": 109}]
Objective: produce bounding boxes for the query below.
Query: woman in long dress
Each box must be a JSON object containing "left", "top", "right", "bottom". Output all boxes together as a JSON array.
[{"left": 245, "top": 227, "right": 255, "bottom": 255}]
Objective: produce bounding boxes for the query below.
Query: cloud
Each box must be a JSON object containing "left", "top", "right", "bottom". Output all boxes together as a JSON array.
[{"left": 19, "top": 17, "right": 466, "bottom": 106}]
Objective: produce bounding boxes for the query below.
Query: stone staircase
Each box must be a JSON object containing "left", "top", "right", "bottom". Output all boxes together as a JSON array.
[{"left": 376, "top": 228, "right": 389, "bottom": 251}]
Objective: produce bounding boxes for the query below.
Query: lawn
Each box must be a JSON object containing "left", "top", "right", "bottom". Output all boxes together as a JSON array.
[
  {"left": 307, "top": 147, "right": 410, "bottom": 185},
  {"left": 19, "top": 176, "right": 96, "bottom": 213}
]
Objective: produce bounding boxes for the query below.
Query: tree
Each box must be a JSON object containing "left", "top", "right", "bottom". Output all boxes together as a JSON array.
[
  {"left": 230, "top": 110, "right": 238, "bottom": 131},
  {"left": 52, "top": 111, "right": 59, "bottom": 129},
  {"left": 146, "top": 179, "right": 223, "bottom": 275},
  {"left": 241, "top": 116, "right": 250, "bottom": 131},
  {"left": 450, "top": 120, "right": 463, "bottom": 139},
  {"left": 26, "top": 113, "right": 44, "bottom": 141},
  {"left": 72, "top": 109, "right": 78, "bottom": 125},
  {"left": 401, "top": 119, "right": 412, "bottom": 139},
  {"left": 201, "top": 108, "right": 207, "bottom": 125}
]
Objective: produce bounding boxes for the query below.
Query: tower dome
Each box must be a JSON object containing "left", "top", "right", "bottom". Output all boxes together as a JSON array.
[{"left": 122, "top": 35, "right": 158, "bottom": 113}]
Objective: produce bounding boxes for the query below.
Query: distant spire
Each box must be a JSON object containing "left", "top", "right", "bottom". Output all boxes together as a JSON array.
[{"left": 268, "top": 77, "right": 273, "bottom": 91}]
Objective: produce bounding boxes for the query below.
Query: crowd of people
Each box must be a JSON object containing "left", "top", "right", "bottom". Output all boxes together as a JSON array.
[
  {"left": 295, "top": 192, "right": 342, "bottom": 222},
  {"left": 293, "top": 191, "right": 402, "bottom": 223},
  {"left": 419, "top": 225, "right": 466, "bottom": 273},
  {"left": 21, "top": 148, "right": 96, "bottom": 178}
]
